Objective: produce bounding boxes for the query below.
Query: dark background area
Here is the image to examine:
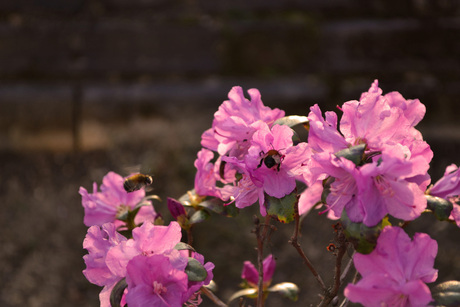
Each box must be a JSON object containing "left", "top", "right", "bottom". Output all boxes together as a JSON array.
[{"left": 1, "top": 1, "right": 460, "bottom": 306}]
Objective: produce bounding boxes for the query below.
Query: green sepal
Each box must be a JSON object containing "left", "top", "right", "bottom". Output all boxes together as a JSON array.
[
  {"left": 174, "top": 242, "right": 196, "bottom": 252},
  {"left": 431, "top": 280, "right": 460, "bottom": 306},
  {"left": 267, "top": 282, "right": 299, "bottom": 301},
  {"left": 198, "top": 198, "right": 239, "bottom": 217},
  {"left": 228, "top": 288, "right": 258, "bottom": 303},
  {"left": 189, "top": 209, "right": 211, "bottom": 224},
  {"left": 266, "top": 191, "right": 297, "bottom": 224},
  {"left": 110, "top": 278, "right": 127, "bottom": 307},
  {"left": 341, "top": 211, "right": 391, "bottom": 254},
  {"left": 178, "top": 190, "right": 195, "bottom": 207},
  {"left": 273, "top": 115, "right": 309, "bottom": 129},
  {"left": 321, "top": 177, "right": 334, "bottom": 204},
  {"left": 185, "top": 257, "right": 208, "bottom": 282},
  {"left": 335, "top": 144, "right": 366, "bottom": 166},
  {"left": 426, "top": 195, "right": 453, "bottom": 221}
]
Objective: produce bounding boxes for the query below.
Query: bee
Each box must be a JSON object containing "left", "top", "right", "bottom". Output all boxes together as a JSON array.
[
  {"left": 257, "top": 149, "right": 285, "bottom": 172},
  {"left": 123, "top": 174, "right": 153, "bottom": 193}
]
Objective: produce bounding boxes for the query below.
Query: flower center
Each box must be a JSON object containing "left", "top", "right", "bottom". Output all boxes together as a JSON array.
[
  {"left": 115, "top": 204, "right": 130, "bottom": 220},
  {"left": 374, "top": 175, "right": 394, "bottom": 197},
  {"left": 153, "top": 281, "right": 167, "bottom": 295}
]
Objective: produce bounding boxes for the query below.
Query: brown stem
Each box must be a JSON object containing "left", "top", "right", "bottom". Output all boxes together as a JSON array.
[
  {"left": 319, "top": 241, "right": 347, "bottom": 306},
  {"left": 340, "top": 251, "right": 355, "bottom": 283},
  {"left": 200, "top": 286, "right": 228, "bottom": 307},
  {"left": 187, "top": 225, "right": 194, "bottom": 257},
  {"left": 255, "top": 215, "right": 271, "bottom": 307},
  {"left": 289, "top": 196, "right": 326, "bottom": 291}
]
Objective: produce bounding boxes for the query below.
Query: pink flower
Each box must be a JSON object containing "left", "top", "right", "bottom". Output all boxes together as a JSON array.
[
  {"left": 223, "top": 122, "right": 310, "bottom": 215},
  {"left": 340, "top": 80, "right": 422, "bottom": 151},
  {"left": 306, "top": 81, "right": 431, "bottom": 226},
  {"left": 430, "top": 164, "right": 460, "bottom": 199},
  {"left": 355, "top": 147, "right": 428, "bottom": 226},
  {"left": 182, "top": 251, "right": 215, "bottom": 303},
  {"left": 80, "top": 172, "right": 156, "bottom": 227},
  {"left": 227, "top": 173, "right": 264, "bottom": 213},
  {"left": 201, "top": 86, "right": 284, "bottom": 157},
  {"left": 345, "top": 226, "right": 438, "bottom": 307},
  {"left": 125, "top": 254, "right": 189, "bottom": 307},
  {"left": 83, "top": 221, "right": 214, "bottom": 306},
  {"left": 307, "top": 104, "right": 349, "bottom": 154},
  {"left": 193, "top": 148, "right": 235, "bottom": 201},
  {"left": 241, "top": 254, "right": 276, "bottom": 288},
  {"left": 82, "top": 223, "right": 128, "bottom": 307},
  {"left": 430, "top": 164, "right": 460, "bottom": 227},
  {"left": 105, "top": 221, "right": 183, "bottom": 278},
  {"left": 83, "top": 223, "right": 127, "bottom": 287},
  {"left": 298, "top": 180, "right": 324, "bottom": 216}
]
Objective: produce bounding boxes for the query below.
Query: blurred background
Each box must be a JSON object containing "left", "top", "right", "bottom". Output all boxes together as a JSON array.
[{"left": 1, "top": 1, "right": 460, "bottom": 306}]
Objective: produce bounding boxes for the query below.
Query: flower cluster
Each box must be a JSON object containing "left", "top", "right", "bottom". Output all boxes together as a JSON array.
[
  {"left": 300, "top": 80, "right": 432, "bottom": 226},
  {"left": 195, "top": 86, "right": 310, "bottom": 215},
  {"left": 81, "top": 172, "right": 214, "bottom": 307},
  {"left": 80, "top": 81, "right": 460, "bottom": 307},
  {"left": 195, "top": 81, "right": 433, "bottom": 227}
]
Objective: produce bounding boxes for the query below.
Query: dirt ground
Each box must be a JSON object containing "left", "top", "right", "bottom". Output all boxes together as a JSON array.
[{"left": 1, "top": 110, "right": 460, "bottom": 307}]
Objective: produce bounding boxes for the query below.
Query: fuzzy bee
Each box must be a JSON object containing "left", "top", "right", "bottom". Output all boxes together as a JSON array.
[
  {"left": 123, "top": 174, "right": 153, "bottom": 193},
  {"left": 257, "top": 149, "right": 285, "bottom": 172}
]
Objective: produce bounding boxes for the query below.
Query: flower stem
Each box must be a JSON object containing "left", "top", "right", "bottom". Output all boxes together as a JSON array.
[
  {"left": 200, "top": 286, "right": 228, "bottom": 307},
  {"left": 289, "top": 195, "right": 326, "bottom": 291},
  {"left": 255, "top": 215, "right": 271, "bottom": 307}
]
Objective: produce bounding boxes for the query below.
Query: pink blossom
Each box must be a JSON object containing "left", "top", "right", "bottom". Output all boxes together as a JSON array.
[
  {"left": 201, "top": 86, "right": 284, "bottom": 157},
  {"left": 430, "top": 164, "right": 460, "bottom": 199},
  {"left": 223, "top": 123, "right": 310, "bottom": 215},
  {"left": 80, "top": 171, "right": 156, "bottom": 227},
  {"left": 306, "top": 81, "right": 431, "bottom": 226},
  {"left": 355, "top": 147, "right": 428, "bottom": 226},
  {"left": 241, "top": 254, "right": 276, "bottom": 288},
  {"left": 345, "top": 226, "right": 438, "bottom": 307},
  {"left": 323, "top": 155, "right": 362, "bottom": 221},
  {"left": 298, "top": 180, "right": 324, "bottom": 216},
  {"left": 105, "top": 221, "right": 183, "bottom": 278},
  {"left": 125, "top": 254, "right": 189, "bottom": 307},
  {"left": 248, "top": 124, "right": 310, "bottom": 196},
  {"left": 182, "top": 251, "right": 215, "bottom": 303},
  {"left": 340, "top": 80, "right": 418, "bottom": 150},
  {"left": 83, "top": 223, "right": 127, "bottom": 287},
  {"left": 307, "top": 104, "right": 349, "bottom": 154},
  {"left": 83, "top": 221, "right": 214, "bottom": 306},
  {"left": 430, "top": 164, "right": 460, "bottom": 227},
  {"left": 82, "top": 223, "right": 128, "bottom": 307},
  {"left": 193, "top": 148, "right": 235, "bottom": 201},
  {"left": 227, "top": 174, "right": 264, "bottom": 214}
]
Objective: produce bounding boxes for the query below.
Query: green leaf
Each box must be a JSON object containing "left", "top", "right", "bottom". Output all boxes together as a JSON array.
[
  {"left": 228, "top": 288, "right": 258, "bottom": 302},
  {"left": 174, "top": 242, "right": 196, "bottom": 252},
  {"left": 341, "top": 211, "right": 390, "bottom": 254},
  {"left": 110, "top": 278, "right": 127, "bottom": 307},
  {"left": 432, "top": 280, "right": 460, "bottom": 306},
  {"left": 266, "top": 191, "right": 297, "bottom": 223},
  {"left": 426, "top": 195, "right": 453, "bottom": 221},
  {"left": 321, "top": 177, "right": 334, "bottom": 204},
  {"left": 267, "top": 282, "right": 299, "bottom": 301},
  {"left": 198, "top": 198, "right": 226, "bottom": 214},
  {"left": 273, "top": 115, "right": 309, "bottom": 128},
  {"left": 335, "top": 144, "right": 367, "bottom": 166},
  {"left": 185, "top": 257, "right": 208, "bottom": 282},
  {"left": 189, "top": 209, "right": 210, "bottom": 224}
]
